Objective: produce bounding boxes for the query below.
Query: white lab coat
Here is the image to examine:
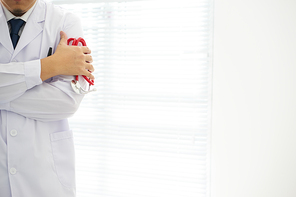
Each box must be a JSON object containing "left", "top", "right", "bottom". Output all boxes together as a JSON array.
[{"left": 0, "top": 0, "right": 85, "bottom": 196}]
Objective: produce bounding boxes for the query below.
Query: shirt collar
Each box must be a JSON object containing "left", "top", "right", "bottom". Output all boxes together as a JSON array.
[{"left": 2, "top": 1, "right": 37, "bottom": 22}]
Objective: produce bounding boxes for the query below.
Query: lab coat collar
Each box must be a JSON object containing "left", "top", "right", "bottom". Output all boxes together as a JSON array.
[
  {"left": 0, "top": 5, "right": 13, "bottom": 55},
  {"left": 13, "top": 0, "right": 45, "bottom": 59}
]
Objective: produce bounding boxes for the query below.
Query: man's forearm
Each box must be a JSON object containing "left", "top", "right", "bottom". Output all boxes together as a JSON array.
[{"left": 0, "top": 60, "right": 42, "bottom": 103}]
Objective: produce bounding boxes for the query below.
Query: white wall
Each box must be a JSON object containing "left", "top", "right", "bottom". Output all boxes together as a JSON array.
[{"left": 212, "top": 0, "right": 296, "bottom": 197}]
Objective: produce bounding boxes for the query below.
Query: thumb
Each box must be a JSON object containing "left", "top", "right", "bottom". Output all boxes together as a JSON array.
[{"left": 59, "top": 31, "right": 68, "bottom": 45}]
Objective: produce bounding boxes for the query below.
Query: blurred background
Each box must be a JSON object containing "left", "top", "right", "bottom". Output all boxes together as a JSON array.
[
  {"left": 212, "top": 0, "right": 296, "bottom": 197},
  {"left": 50, "top": 0, "right": 213, "bottom": 197},
  {"left": 50, "top": 0, "right": 296, "bottom": 197}
]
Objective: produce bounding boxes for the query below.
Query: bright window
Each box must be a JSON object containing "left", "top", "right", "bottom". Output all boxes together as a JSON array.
[{"left": 51, "top": 0, "right": 213, "bottom": 197}]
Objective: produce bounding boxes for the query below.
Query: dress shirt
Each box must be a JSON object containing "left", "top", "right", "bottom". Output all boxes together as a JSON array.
[{"left": 2, "top": 1, "right": 37, "bottom": 36}]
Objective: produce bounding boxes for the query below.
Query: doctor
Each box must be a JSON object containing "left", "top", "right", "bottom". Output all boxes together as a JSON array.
[{"left": 0, "top": 0, "right": 94, "bottom": 196}]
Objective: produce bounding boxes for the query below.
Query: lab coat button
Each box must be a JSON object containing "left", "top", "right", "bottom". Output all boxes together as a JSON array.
[
  {"left": 10, "top": 168, "right": 17, "bottom": 175},
  {"left": 10, "top": 130, "right": 18, "bottom": 137}
]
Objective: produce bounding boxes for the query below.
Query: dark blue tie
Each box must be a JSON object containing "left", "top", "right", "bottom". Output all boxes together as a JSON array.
[{"left": 9, "top": 19, "right": 25, "bottom": 49}]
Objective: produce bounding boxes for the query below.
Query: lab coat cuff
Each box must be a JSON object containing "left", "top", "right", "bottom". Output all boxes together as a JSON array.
[
  {"left": 0, "top": 102, "right": 10, "bottom": 111},
  {"left": 24, "top": 60, "right": 42, "bottom": 90}
]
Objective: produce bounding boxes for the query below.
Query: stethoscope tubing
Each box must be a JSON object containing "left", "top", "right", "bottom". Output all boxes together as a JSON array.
[{"left": 67, "top": 37, "right": 94, "bottom": 86}]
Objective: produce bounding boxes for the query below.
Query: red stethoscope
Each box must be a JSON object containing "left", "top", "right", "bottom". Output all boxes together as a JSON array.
[
  {"left": 67, "top": 37, "right": 94, "bottom": 85},
  {"left": 67, "top": 37, "right": 96, "bottom": 94}
]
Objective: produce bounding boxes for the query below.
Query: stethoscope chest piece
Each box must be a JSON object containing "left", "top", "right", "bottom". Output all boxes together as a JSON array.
[
  {"left": 71, "top": 80, "right": 82, "bottom": 94},
  {"left": 71, "top": 79, "right": 96, "bottom": 94}
]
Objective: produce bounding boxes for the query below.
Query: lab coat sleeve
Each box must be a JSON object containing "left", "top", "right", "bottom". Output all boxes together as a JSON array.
[
  {"left": 0, "top": 60, "right": 42, "bottom": 104},
  {"left": 7, "top": 75, "right": 84, "bottom": 122},
  {"left": 0, "top": 12, "right": 86, "bottom": 122}
]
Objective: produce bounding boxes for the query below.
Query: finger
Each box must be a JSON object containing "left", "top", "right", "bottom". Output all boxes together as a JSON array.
[
  {"left": 81, "top": 46, "right": 91, "bottom": 54},
  {"left": 59, "top": 31, "right": 68, "bottom": 45},
  {"left": 85, "top": 63, "right": 95, "bottom": 73},
  {"left": 85, "top": 54, "right": 93, "bottom": 63},
  {"left": 83, "top": 70, "right": 95, "bottom": 80}
]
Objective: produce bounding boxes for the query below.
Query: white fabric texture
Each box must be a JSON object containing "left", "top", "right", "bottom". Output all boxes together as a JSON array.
[{"left": 0, "top": 0, "right": 85, "bottom": 196}]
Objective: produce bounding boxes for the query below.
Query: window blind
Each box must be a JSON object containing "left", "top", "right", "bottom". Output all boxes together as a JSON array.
[{"left": 50, "top": 0, "right": 213, "bottom": 197}]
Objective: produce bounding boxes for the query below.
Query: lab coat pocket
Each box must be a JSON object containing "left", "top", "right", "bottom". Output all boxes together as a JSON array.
[{"left": 50, "top": 130, "right": 75, "bottom": 188}]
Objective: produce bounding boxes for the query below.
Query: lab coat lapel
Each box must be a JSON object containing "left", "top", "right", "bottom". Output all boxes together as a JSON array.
[
  {"left": 0, "top": 6, "right": 13, "bottom": 54},
  {"left": 13, "top": 1, "right": 45, "bottom": 59}
]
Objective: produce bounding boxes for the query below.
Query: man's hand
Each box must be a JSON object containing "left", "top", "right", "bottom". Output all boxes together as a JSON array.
[{"left": 40, "top": 31, "right": 94, "bottom": 81}]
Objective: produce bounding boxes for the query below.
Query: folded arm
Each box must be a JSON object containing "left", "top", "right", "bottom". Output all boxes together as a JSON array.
[
  {"left": 3, "top": 75, "right": 84, "bottom": 122},
  {"left": 0, "top": 60, "right": 42, "bottom": 104},
  {"left": 0, "top": 18, "right": 95, "bottom": 122}
]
